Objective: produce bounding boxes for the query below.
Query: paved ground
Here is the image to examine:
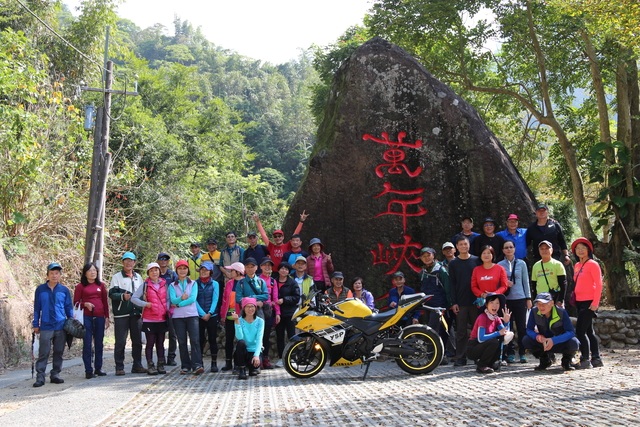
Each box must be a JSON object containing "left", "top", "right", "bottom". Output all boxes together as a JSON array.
[{"left": 1, "top": 348, "right": 638, "bottom": 426}]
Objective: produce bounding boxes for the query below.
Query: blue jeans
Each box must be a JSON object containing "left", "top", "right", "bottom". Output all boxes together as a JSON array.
[
  {"left": 83, "top": 315, "right": 106, "bottom": 373},
  {"left": 172, "top": 316, "right": 202, "bottom": 370}
]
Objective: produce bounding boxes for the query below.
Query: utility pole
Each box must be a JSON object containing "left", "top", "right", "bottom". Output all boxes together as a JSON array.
[{"left": 82, "top": 27, "right": 138, "bottom": 279}]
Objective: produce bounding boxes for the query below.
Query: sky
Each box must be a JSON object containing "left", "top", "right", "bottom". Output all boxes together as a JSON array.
[{"left": 64, "top": 0, "right": 374, "bottom": 64}]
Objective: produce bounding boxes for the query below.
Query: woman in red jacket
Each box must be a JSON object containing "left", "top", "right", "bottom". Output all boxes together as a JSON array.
[
  {"left": 572, "top": 237, "right": 603, "bottom": 369},
  {"left": 471, "top": 246, "right": 509, "bottom": 302},
  {"left": 73, "top": 263, "right": 109, "bottom": 379}
]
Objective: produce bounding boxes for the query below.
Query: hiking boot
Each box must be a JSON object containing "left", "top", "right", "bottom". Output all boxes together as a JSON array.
[
  {"left": 440, "top": 356, "right": 449, "bottom": 366},
  {"left": 147, "top": 362, "right": 158, "bottom": 375},
  {"left": 453, "top": 357, "right": 467, "bottom": 367},
  {"left": 506, "top": 354, "right": 516, "bottom": 364},
  {"left": 492, "top": 360, "right": 502, "bottom": 371},
  {"left": 210, "top": 361, "right": 219, "bottom": 373},
  {"left": 238, "top": 367, "right": 247, "bottom": 380},
  {"left": 193, "top": 366, "right": 205, "bottom": 375},
  {"left": 115, "top": 370, "right": 125, "bottom": 376},
  {"left": 262, "top": 357, "right": 274, "bottom": 370},
  {"left": 575, "top": 359, "right": 593, "bottom": 370},
  {"left": 591, "top": 357, "right": 604, "bottom": 368},
  {"left": 221, "top": 359, "right": 233, "bottom": 372},
  {"left": 534, "top": 357, "right": 552, "bottom": 371},
  {"left": 86, "top": 372, "right": 95, "bottom": 379},
  {"left": 248, "top": 366, "right": 260, "bottom": 376},
  {"left": 519, "top": 355, "right": 528, "bottom": 364},
  {"left": 94, "top": 370, "right": 107, "bottom": 376},
  {"left": 33, "top": 380, "right": 45, "bottom": 387},
  {"left": 131, "top": 365, "right": 148, "bottom": 374},
  {"left": 476, "top": 366, "right": 494, "bottom": 374},
  {"left": 232, "top": 366, "right": 239, "bottom": 375},
  {"left": 166, "top": 358, "right": 177, "bottom": 367},
  {"left": 157, "top": 360, "right": 167, "bottom": 375},
  {"left": 50, "top": 377, "right": 64, "bottom": 384}
]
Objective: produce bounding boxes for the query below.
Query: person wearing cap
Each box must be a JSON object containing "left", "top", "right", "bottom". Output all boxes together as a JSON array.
[
  {"left": 531, "top": 240, "right": 567, "bottom": 306},
  {"left": 325, "top": 272, "right": 353, "bottom": 304},
  {"left": 497, "top": 214, "right": 528, "bottom": 261},
  {"left": 220, "top": 231, "right": 245, "bottom": 279},
  {"left": 419, "top": 247, "right": 453, "bottom": 363},
  {"left": 571, "top": 238, "right": 603, "bottom": 369},
  {"left": 467, "top": 293, "right": 513, "bottom": 374},
  {"left": 451, "top": 216, "right": 480, "bottom": 247},
  {"left": 243, "top": 232, "right": 269, "bottom": 273},
  {"left": 235, "top": 258, "right": 269, "bottom": 318},
  {"left": 201, "top": 238, "right": 221, "bottom": 273},
  {"left": 168, "top": 259, "right": 204, "bottom": 375},
  {"left": 73, "top": 262, "right": 109, "bottom": 379},
  {"left": 259, "top": 257, "right": 279, "bottom": 369},
  {"left": 447, "top": 236, "right": 481, "bottom": 367},
  {"left": 290, "top": 255, "right": 314, "bottom": 306},
  {"left": 387, "top": 272, "right": 420, "bottom": 326},
  {"left": 157, "top": 252, "right": 178, "bottom": 366},
  {"left": 188, "top": 243, "right": 203, "bottom": 280},
  {"left": 526, "top": 203, "right": 571, "bottom": 265},
  {"left": 306, "top": 238, "right": 334, "bottom": 294},
  {"left": 32, "top": 262, "right": 73, "bottom": 387},
  {"left": 282, "top": 234, "right": 309, "bottom": 266},
  {"left": 251, "top": 210, "right": 308, "bottom": 267},
  {"left": 274, "top": 262, "right": 300, "bottom": 368},
  {"left": 219, "top": 262, "right": 245, "bottom": 372},
  {"left": 498, "top": 240, "right": 531, "bottom": 364},
  {"left": 441, "top": 242, "right": 456, "bottom": 267},
  {"left": 131, "top": 262, "right": 169, "bottom": 375},
  {"left": 109, "top": 252, "right": 146, "bottom": 375},
  {"left": 195, "top": 261, "right": 221, "bottom": 372},
  {"left": 471, "top": 217, "right": 506, "bottom": 262},
  {"left": 232, "top": 297, "right": 265, "bottom": 379},
  {"left": 523, "top": 292, "right": 580, "bottom": 371}
]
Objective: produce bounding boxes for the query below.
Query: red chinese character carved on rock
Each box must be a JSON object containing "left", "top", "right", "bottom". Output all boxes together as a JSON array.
[
  {"left": 362, "top": 131, "right": 422, "bottom": 149},
  {"left": 370, "top": 235, "right": 423, "bottom": 275}
]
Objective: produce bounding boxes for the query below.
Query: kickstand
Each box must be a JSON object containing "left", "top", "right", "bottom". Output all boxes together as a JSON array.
[{"left": 361, "top": 361, "right": 371, "bottom": 381}]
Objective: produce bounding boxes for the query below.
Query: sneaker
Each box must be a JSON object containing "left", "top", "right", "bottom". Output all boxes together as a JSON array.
[
  {"left": 492, "top": 360, "right": 502, "bottom": 371},
  {"left": 506, "top": 354, "right": 516, "bottom": 364},
  {"left": 180, "top": 368, "right": 191, "bottom": 375},
  {"left": 33, "top": 380, "right": 45, "bottom": 388},
  {"left": 274, "top": 359, "right": 283, "bottom": 368},
  {"left": 232, "top": 366, "right": 239, "bottom": 375},
  {"left": 166, "top": 358, "right": 177, "bottom": 367},
  {"left": 453, "top": 357, "right": 467, "bottom": 367},
  {"left": 115, "top": 370, "right": 125, "bottom": 376},
  {"left": 534, "top": 358, "right": 552, "bottom": 371},
  {"left": 193, "top": 366, "right": 205, "bottom": 375},
  {"left": 131, "top": 366, "right": 148, "bottom": 374},
  {"left": 476, "top": 366, "right": 494, "bottom": 374},
  {"left": 519, "top": 355, "right": 528, "bottom": 364},
  {"left": 94, "top": 370, "right": 107, "bottom": 376},
  {"left": 262, "top": 358, "right": 274, "bottom": 370},
  {"left": 50, "top": 377, "right": 64, "bottom": 384},
  {"left": 86, "top": 372, "right": 95, "bottom": 379},
  {"left": 591, "top": 358, "right": 604, "bottom": 368},
  {"left": 562, "top": 362, "right": 575, "bottom": 371},
  {"left": 575, "top": 359, "right": 593, "bottom": 370}
]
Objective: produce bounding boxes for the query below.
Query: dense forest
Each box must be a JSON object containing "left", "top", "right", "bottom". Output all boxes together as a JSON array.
[{"left": 1, "top": 0, "right": 640, "bottom": 314}]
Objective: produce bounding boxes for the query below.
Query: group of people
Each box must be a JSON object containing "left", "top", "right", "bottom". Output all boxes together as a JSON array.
[{"left": 31, "top": 205, "right": 604, "bottom": 386}]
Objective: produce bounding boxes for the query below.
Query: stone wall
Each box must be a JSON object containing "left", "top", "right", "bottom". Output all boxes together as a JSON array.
[{"left": 594, "top": 310, "right": 640, "bottom": 348}]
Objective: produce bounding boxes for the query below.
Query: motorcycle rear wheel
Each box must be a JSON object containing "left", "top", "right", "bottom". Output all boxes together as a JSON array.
[
  {"left": 283, "top": 338, "right": 327, "bottom": 379},
  {"left": 395, "top": 326, "right": 443, "bottom": 375}
]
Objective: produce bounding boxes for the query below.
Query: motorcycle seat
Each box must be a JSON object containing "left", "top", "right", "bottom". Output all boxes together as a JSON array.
[{"left": 365, "top": 309, "right": 398, "bottom": 323}]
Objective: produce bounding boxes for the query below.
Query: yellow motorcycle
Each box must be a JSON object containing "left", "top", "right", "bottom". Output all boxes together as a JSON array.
[{"left": 283, "top": 291, "right": 445, "bottom": 379}]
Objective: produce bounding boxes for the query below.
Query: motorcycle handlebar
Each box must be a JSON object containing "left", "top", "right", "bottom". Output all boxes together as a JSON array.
[{"left": 421, "top": 305, "right": 447, "bottom": 315}]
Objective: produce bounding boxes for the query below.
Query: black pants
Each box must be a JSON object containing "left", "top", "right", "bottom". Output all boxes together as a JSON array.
[
  {"left": 166, "top": 316, "right": 177, "bottom": 361},
  {"left": 454, "top": 305, "right": 478, "bottom": 360},
  {"left": 199, "top": 316, "right": 219, "bottom": 359},
  {"left": 522, "top": 335, "right": 580, "bottom": 361},
  {"left": 575, "top": 300, "right": 600, "bottom": 360},
  {"left": 276, "top": 312, "right": 296, "bottom": 357},
  {"left": 224, "top": 318, "right": 235, "bottom": 361},
  {"left": 114, "top": 315, "right": 143, "bottom": 370},
  {"left": 505, "top": 298, "right": 528, "bottom": 357},
  {"left": 234, "top": 340, "right": 259, "bottom": 372},
  {"left": 262, "top": 313, "right": 275, "bottom": 359},
  {"left": 467, "top": 338, "right": 501, "bottom": 368}
]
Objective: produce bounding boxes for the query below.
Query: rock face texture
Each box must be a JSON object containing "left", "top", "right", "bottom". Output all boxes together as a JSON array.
[{"left": 284, "top": 37, "right": 536, "bottom": 298}]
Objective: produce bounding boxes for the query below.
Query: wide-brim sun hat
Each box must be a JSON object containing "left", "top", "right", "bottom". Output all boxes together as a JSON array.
[{"left": 571, "top": 237, "right": 593, "bottom": 254}]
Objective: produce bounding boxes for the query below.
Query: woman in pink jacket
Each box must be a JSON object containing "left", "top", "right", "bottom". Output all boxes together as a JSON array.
[
  {"left": 571, "top": 237, "right": 603, "bottom": 369},
  {"left": 132, "top": 262, "right": 168, "bottom": 375},
  {"left": 306, "top": 238, "right": 334, "bottom": 294}
]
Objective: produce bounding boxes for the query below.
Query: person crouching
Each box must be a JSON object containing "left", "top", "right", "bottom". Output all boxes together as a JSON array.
[
  {"left": 466, "top": 293, "right": 514, "bottom": 374},
  {"left": 232, "top": 297, "right": 265, "bottom": 380}
]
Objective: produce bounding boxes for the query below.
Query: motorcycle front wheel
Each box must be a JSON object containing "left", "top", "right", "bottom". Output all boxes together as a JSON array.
[
  {"left": 283, "top": 337, "right": 327, "bottom": 379},
  {"left": 395, "top": 326, "right": 443, "bottom": 375}
]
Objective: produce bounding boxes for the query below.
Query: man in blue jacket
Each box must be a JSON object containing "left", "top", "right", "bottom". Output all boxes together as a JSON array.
[{"left": 32, "top": 262, "right": 73, "bottom": 387}]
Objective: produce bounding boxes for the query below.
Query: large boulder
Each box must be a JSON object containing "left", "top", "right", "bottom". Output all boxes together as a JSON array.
[{"left": 284, "top": 37, "right": 536, "bottom": 297}]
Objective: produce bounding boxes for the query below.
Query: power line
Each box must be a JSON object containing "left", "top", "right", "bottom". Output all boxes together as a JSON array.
[{"left": 14, "top": 0, "right": 104, "bottom": 71}]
